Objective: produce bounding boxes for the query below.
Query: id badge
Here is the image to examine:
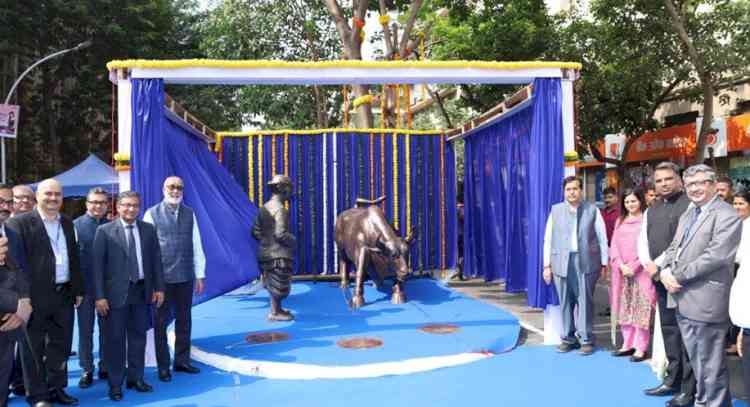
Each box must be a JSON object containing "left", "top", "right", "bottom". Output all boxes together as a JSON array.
[{"left": 55, "top": 252, "right": 63, "bottom": 266}]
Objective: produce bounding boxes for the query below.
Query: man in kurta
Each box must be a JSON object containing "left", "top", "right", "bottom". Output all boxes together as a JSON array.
[{"left": 543, "top": 176, "right": 608, "bottom": 355}]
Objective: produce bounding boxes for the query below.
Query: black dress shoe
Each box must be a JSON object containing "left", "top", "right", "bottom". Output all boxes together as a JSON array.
[
  {"left": 666, "top": 392, "right": 694, "bottom": 406},
  {"left": 174, "top": 364, "right": 200, "bottom": 374},
  {"left": 49, "top": 387, "right": 79, "bottom": 405},
  {"left": 630, "top": 353, "right": 649, "bottom": 363},
  {"left": 32, "top": 401, "right": 53, "bottom": 407},
  {"left": 644, "top": 383, "right": 677, "bottom": 396},
  {"left": 78, "top": 371, "right": 94, "bottom": 388},
  {"left": 10, "top": 384, "right": 25, "bottom": 396},
  {"left": 98, "top": 370, "right": 109, "bottom": 380},
  {"left": 611, "top": 348, "right": 636, "bottom": 357},
  {"left": 158, "top": 369, "right": 172, "bottom": 382},
  {"left": 109, "top": 387, "right": 123, "bottom": 401},
  {"left": 126, "top": 380, "right": 153, "bottom": 393}
]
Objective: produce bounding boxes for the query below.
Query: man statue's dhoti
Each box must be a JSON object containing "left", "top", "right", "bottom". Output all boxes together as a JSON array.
[{"left": 252, "top": 175, "right": 296, "bottom": 321}]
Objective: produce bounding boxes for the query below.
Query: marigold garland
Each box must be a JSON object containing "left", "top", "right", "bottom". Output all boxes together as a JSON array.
[
  {"left": 439, "top": 133, "right": 446, "bottom": 272},
  {"left": 114, "top": 164, "right": 130, "bottom": 172},
  {"left": 352, "top": 16, "right": 366, "bottom": 29},
  {"left": 369, "top": 132, "right": 375, "bottom": 199},
  {"left": 352, "top": 94, "right": 373, "bottom": 109},
  {"left": 113, "top": 152, "right": 130, "bottom": 162},
  {"left": 271, "top": 135, "right": 277, "bottom": 175},
  {"left": 380, "top": 133, "right": 386, "bottom": 211},
  {"left": 284, "top": 133, "right": 290, "bottom": 176},
  {"left": 218, "top": 128, "right": 443, "bottom": 136},
  {"left": 378, "top": 15, "right": 390, "bottom": 25},
  {"left": 248, "top": 136, "right": 255, "bottom": 202}
]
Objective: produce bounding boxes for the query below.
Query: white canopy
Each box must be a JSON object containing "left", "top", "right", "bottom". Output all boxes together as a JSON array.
[{"left": 107, "top": 60, "right": 581, "bottom": 85}]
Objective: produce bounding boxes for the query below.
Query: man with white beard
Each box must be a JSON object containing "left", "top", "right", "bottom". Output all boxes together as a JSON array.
[{"left": 143, "top": 176, "right": 205, "bottom": 382}]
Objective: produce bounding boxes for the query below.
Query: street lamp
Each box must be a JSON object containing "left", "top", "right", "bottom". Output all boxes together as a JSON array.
[{"left": 2, "top": 40, "right": 92, "bottom": 183}]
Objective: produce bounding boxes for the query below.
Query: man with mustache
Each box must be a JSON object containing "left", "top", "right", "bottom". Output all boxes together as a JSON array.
[
  {"left": 7, "top": 179, "right": 84, "bottom": 406},
  {"left": 144, "top": 176, "right": 205, "bottom": 382},
  {"left": 11, "top": 185, "right": 35, "bottom": 216}
]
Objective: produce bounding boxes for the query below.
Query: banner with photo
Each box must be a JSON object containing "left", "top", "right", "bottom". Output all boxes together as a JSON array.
[{"left": 0, "top": 104, "right": 19, "bottom": 138}]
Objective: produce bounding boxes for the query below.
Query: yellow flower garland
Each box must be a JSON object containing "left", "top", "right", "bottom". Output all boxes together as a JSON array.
[
  {"left": 405, "top": 133, "right": 411, "bottom": 234},
  {"left": 378, "top": 15, "right": 390, "bottom": 25},
  {"left": 107, "top": 59, "right": 582, "bottom": 71},
  {"left": 352, "top": 94, "right": 374, "bottom": 108},
  {"left": 258, "top": 135, "right": 264, "bottom": 203},
  {"left": 218, "top": 128, "right": 444, "bottom": 136},
  {"left": 564, "top": 150, "right": 579, "bottom": 162},
  {"left": 248, "top": 135, "right": 255, "bottom": 202},
  {"left": 113, "top": 152, "right": 130, "bottom": 162},
  {"left": 392, "top": 132, "right": 399, "bottom": 230}
]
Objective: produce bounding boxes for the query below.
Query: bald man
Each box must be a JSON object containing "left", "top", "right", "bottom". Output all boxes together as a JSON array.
[{"left": 7, "top": 179, "right": 83, "bottom": 406}]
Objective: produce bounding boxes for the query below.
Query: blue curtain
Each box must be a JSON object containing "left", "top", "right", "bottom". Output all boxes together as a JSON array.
[
  {"left": 463, "top": 78, "right": 563, "bottom": 308},
  {"left": 131, "top": 79, "right": 260, "bottom": 305},
  {"left": 221, "top": 132, "right": 457, "bottom": 276},
  {"left": 526, "top": 78, "right": 563, "bottom": 308}
]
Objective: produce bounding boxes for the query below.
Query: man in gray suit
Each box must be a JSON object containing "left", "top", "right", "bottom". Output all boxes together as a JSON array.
[
  {"left": 543, "top": 176, "right": 609, "bottom": 355},
  {"left": 660, "top": 164, "right": 742, "bottom": 407}
]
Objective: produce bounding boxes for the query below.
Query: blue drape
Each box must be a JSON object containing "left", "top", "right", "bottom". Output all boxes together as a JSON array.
[
  {"left": 463, "top": 78, "right": 563, "bottom": 308},
  {"left": 131, "top": 79, "right": 259, "bottom": 305},
  {"left": 221, "top": 132, "right": 457, "bottom": 276}
]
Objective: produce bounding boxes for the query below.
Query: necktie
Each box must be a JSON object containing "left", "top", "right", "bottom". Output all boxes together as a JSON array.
[
  {"left": 680, "top": 206, "right": 702, "bottom": 247},
  {"left": 126, "top": 225, "right": 139, "bottom": 282}
]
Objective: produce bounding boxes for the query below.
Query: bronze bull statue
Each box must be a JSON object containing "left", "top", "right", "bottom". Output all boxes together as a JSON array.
[{"left": 335, "top": 196, "right": 414, "bottom": 308}]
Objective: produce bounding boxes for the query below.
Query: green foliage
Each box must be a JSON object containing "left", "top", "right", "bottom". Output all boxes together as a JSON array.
[
  {"left": 426, "top": 0, "right": 558, "bottom": 111},
  {"left": 0, "top": 0, "right": 191, "bottom": 182},
  {"left": 195, "top": 0, "right": 343, "bottom": 130}
]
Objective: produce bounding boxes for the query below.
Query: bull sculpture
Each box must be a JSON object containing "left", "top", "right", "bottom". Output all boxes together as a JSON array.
[{"left": 335, "top": 196, "right": 414, "bottom": 308}]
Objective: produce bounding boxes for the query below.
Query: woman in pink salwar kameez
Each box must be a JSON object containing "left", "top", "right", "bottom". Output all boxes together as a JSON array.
[{"left": 609, "top": 188, "right": 656, "bottom": 362}]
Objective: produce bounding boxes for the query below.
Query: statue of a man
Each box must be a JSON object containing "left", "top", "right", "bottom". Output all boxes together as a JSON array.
[{"left": 252, "top": 174, "right": 296, "bottom": 321}]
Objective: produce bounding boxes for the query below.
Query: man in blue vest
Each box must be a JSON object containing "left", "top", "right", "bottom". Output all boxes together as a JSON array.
[
  {"left": 73, "top": 187, "right": 110, "bottom": 388},
  {"left": 144, "top": 176, "right": 205, "bottom": 383},
  {"left": 543, "top": 176, "right": 609, "bottom": 355}
]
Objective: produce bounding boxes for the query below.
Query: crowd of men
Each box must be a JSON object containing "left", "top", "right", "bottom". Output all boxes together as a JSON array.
[
  {"left": 544, "top": 162, "right": 748, "bottom": 407},
  {"left": 0, "top": 176, "right": 206, "bottom": 406}
]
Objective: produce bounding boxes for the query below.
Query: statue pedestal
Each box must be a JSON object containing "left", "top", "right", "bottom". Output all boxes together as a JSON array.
[{"left": 543, "top": 305, "right": 563, "bottom": 345}]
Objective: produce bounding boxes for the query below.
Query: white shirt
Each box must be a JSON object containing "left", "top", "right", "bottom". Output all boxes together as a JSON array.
[
  {"left": 543, "top": 202, "right": 609, "bottom": 267},
  {"left": 143, "top": 207, "right": 206, "bottom": 280},
  {"left": 41, "top": 212, "right": 70, "bottom": 284},
  {"left": 729, "top": 217, "right": 750, "bottom": 327},
  {"left": 120, "top": 219, "right": 144, "bottom": 281},
  {"left": 638, "top": 209, "right": 666, "bottom": 268}
]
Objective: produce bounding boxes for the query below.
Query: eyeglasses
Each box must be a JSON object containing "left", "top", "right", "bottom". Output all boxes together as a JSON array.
[
  {"left": 87, "top": 200, "right": 108, "bottom": 206},
  {"left": 166, "top": 185, "right": 184, "bottom": 191},
  {"left": 685, "top": 179, "right": 713, "bottom": 190},
  {"left": 118, "top": 203, "right": 139, "bottom": 209},
  {"left": 13, "top": 195, "right": 33, "bottom": 202},
  {"left": 0, "top": 199, "right": 12, "bottom": 206}
]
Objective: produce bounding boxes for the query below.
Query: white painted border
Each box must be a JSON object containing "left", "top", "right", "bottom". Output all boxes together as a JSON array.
[{"left": 131, "top": 67, "right": 564, "bottom": 85}]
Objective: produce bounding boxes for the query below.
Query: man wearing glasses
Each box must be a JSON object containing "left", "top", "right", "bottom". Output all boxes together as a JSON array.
[
  {"left": 11, "top": 185, "right": 35, "bottom": 216},
  {"left": 144, "top": 176, "right": 205, "bottom": 382},
  {"left": 73, "top": 188, "right": 110, "bottom": 388},
  {"left": 660, "top": 164, "right": 742, "bottom": 407}
]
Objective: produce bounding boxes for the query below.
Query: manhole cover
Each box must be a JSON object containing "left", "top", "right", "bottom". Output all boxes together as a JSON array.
[
  {"left": 337, "top": 337, "right": 384, "bottom": 349},
  {"left": 245, "top": 332, "right": 290, "bottom": 345},
  {"left": 419, "top": 323, "right": 461, "bottom": 334}
]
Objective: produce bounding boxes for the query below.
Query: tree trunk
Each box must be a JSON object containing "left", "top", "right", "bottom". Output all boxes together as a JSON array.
[{"left": 663, "top": 0, "right": 713, "bottom": 164}]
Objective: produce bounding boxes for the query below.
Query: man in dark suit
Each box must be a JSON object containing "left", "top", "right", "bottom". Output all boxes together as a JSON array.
[
  {"left": 7, "top": 179, "right": 84, "bottom": 406},
  {"left": 73, "top": 187, "right": 110, "bottom": 388},
  {"left": 661, "top": 164, "right": 742, "bottom": 407},
  {"left": 0, "top": 237, "right": 38, "bottom": 407},
  {"left": 93, "top": 191, "right": 164, "bottom": 401}
]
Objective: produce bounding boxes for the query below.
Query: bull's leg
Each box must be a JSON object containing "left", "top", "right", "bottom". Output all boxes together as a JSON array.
[
  {"left": 339, "top": 255, "right": 349, "bottom": 289},
  {"left": 351, "top": 248, "right": 367, "bottom": 308},
  {"left": 391, "top": 279, "right": 407, "bottom": 304}
]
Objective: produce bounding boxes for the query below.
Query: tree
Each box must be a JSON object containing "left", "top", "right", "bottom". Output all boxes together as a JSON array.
[
  {"left": 198, "top": 0, "right": 343, "bottom": 130},
  {"left": 0, "top": 0, "right": 194, "bottom": 182},
  {"left": 556, "top": 0, "right": 750, "bottom": 179}
]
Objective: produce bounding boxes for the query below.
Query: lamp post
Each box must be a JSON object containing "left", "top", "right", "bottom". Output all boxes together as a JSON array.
[{"left": 2, "top": 40, "right": 92, "bottom": 184}]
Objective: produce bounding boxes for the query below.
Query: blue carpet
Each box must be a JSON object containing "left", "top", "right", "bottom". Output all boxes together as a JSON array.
[
  {"left": 190, "top": 279, "right": 520, "bottom": 366},
  {"left": 7, "top": 280, "right": 748, "bottom": 406}
]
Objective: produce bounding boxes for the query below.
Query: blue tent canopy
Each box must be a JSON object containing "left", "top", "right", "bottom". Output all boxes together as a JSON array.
[{"left": 31, "top": 153, "right": 119, "bottom": 198}]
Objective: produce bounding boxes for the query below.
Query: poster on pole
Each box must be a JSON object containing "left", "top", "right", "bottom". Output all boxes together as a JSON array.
[
  {"left": 0, "top": 104, "right": 19, "bottom": 139},
  {"left": 696, "top": 116, "right": 727, "bottom": 158}
]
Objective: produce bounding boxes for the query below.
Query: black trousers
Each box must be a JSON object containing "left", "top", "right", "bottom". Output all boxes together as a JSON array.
[
  {"left": 103, "top": 282, "right": 148, "bottom": 389},
  {"left": 22, "top": 288, "right": 75, "bottom": 403},
  {"left": 155, "top": 280, "right": 194, "bottom": 370},
  {"left": 656, "top": 285, "right": 696, "bottom": 395},
  {"left": 0, "top": 330, "right": 20, "bottom": 407}
]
